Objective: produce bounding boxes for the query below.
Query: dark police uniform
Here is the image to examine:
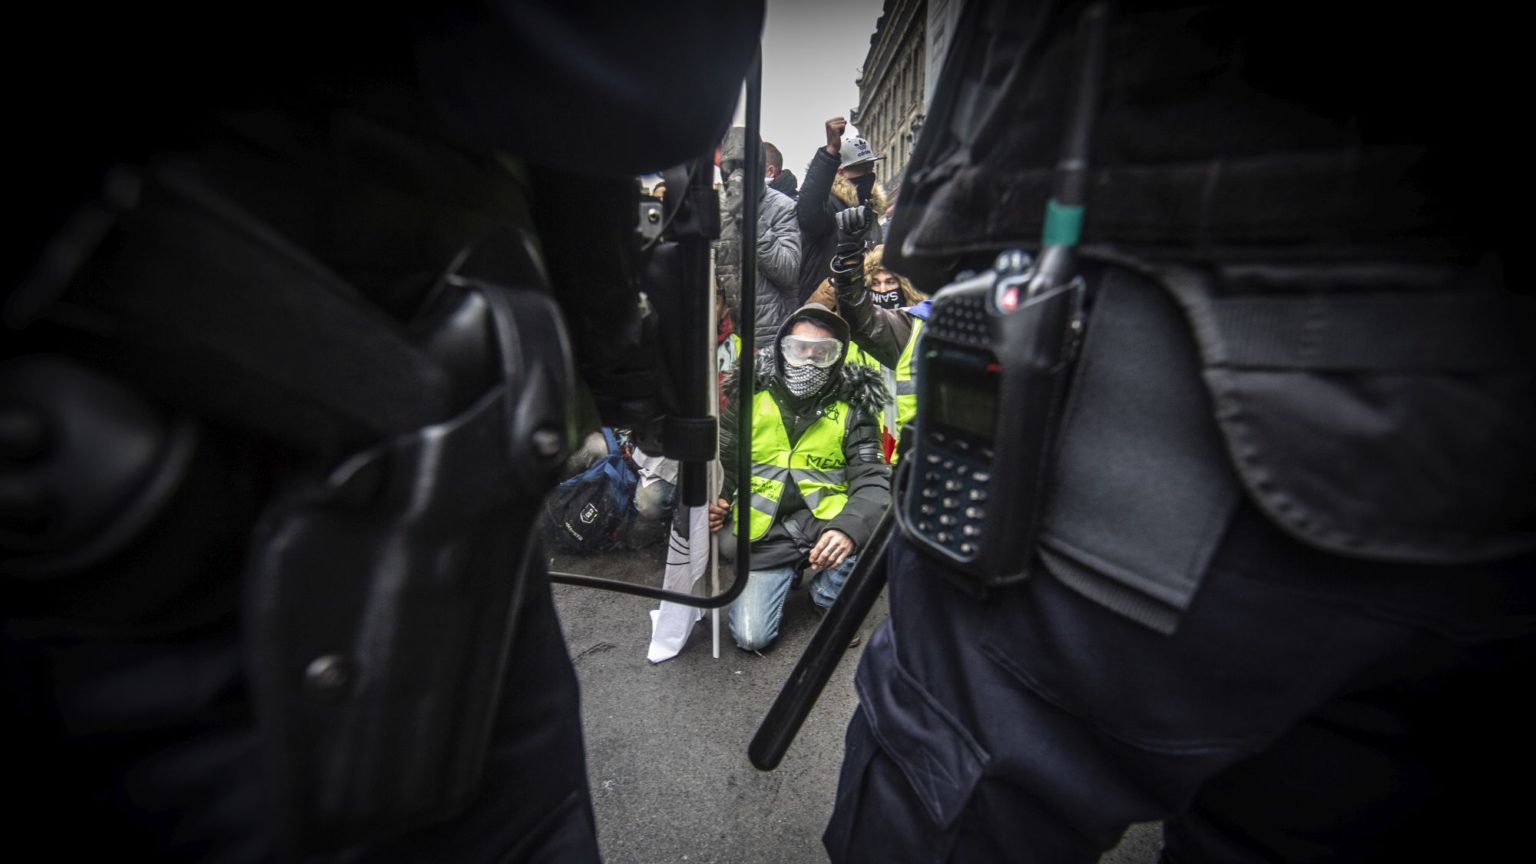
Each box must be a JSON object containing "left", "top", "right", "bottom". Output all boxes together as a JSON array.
[
  {"left": 3, "top": 3, "right": 763, "bottom": 860},
  {"left": 825, "top": 3, "right": 1536, "bottom": 861}
]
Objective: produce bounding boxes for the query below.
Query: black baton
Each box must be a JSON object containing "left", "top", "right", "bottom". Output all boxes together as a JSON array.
[{"left": 749, "top": 507, "right": 893, "bottom": 770}]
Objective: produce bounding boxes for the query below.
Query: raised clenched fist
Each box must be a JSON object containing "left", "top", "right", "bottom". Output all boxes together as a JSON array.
[
  {"left": 825, "top": 117, "right": 847, "bottom": 154},
  {"left": 835, "top": 205, "right": 872, "bottom": 240}
]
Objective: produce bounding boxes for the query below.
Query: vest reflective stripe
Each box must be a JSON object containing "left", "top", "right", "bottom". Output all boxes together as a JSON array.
[
  {"left": 795, "top": 465, "right": 847, "bottom": 486},
  {"left": 751, "top": 462, "right": 791, "bottom": 481},
  {"left": 891, "top": 317, "right": 924, "bottom": 464},
  {"left": 746, "top": 465, "right": 787, "bottom": 529},
  {"left": 799, "top": 477, "right": 850, "bottom": 510},
  {"left": 736, "top": 390, "right": 852, "bottom": 540},
  {"left": 748, "top": 490, "right": 781, "bottom": 515}
]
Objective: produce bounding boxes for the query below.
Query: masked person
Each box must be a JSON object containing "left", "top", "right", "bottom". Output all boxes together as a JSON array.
[
  {"left": 715, "top": 127, "right": 802, "bottom": 348},
  {"left": 859, "top": 247, "right": 922, "bottom": 311},
  {"left": 708, "top": 304, "right": 891, "bottom": 651},
  {"left": 823, "top": 3, "right": 1536, "bottom": 863},
  {"left": 3, "top": 2, "right": 764, "bottom": 860},
  {"left": 808, "top": 234, "right": 929, "bottom": 464},
  {"left": 794, "top": 117, "right": 886, "bottom": 305},
  {"left": 764, "top": 141, "right": 799, "bottom": 201},
  {"left": 818, "top": 212, "right": 930, "bottom": 462}
]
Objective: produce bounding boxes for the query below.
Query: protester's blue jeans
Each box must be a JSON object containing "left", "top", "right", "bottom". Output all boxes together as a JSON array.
[
  {"left": 634, "top": 478, "right": 675, "bottom": 521},
  {"left": 728, "top": 555, "right": 858, "bottom": 651}
]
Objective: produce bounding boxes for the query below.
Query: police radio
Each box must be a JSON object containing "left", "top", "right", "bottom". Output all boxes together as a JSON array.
[
  {"left": 899, "top": 251, "right": 1084, "bottom": 588},
  {"left": 898, "top": 1, "right": 1107, "bottom": 590}
]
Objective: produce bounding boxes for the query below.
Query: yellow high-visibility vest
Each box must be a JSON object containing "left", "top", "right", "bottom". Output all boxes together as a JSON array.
[
  {"left": 844, "top": 340, "right": 883, "bottom": 372},
  {"left": 891, "top": 318, "right": 924, "bottom": 462},
  {"left": 736, "top": 390, "right": 852, "bottom": 540}
]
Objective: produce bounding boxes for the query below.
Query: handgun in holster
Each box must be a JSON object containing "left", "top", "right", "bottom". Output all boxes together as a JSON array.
[{"left": 2, "top": 161, "right": 578, "bottom": 849}]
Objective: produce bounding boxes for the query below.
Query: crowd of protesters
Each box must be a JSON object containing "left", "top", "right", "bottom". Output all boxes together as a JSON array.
[{"left": 547, "top": 117, "right": 926, "bottom": 658}]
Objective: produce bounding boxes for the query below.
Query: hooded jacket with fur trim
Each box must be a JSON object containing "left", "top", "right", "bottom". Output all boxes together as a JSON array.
[
  {"left": 794, "top": 146, "right": 885, "bottom": 305},
  {"left": 718, "top": 305, "right": 892, "bottom": 567}
]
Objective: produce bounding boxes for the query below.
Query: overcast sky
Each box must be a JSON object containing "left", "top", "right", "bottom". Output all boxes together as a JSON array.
[{"left": 732, "top": 0, "right": 889, "bottom": 180}]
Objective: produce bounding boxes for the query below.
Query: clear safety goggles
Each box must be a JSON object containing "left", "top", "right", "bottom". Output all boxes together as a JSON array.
[{"left": 780, "top": 334, "right": 843, "bottom": 368}]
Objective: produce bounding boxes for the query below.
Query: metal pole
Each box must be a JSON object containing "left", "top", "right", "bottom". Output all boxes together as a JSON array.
[
  {"left": 711, "top": 459, "right": 720, "bottom": 659},
  {"left": 709, "top": 250, "right": 721, "bottom": 660},
  {"left": 735, "top": 47, "right": 762, "bottom": 629}
]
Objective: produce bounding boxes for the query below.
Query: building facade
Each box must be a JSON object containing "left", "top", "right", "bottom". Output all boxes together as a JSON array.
[
  {"left": 926, "top": 0, "right": 963, "bottom": 109},
  {"left": 851, "top": 0, "right": 927, "bottom": 198}
]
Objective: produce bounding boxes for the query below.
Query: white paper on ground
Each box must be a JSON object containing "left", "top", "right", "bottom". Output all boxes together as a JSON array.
[{"left": 647, "top": 505, "right": 710, "bottom": 663}]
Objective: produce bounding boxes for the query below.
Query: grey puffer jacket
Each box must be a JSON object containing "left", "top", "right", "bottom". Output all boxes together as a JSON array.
[
  {"left": 718, "top": 305, "right": 892, "bottom": 568},
  {"left": 715, "top": 128, "right": 802, "bottom": 348}
]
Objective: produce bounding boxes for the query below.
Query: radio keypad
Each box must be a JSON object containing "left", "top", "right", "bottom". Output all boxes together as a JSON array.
[
  {"left": 929, "top": 295, "right": 991, "bottom": 348},
  {"left": 914, "top": 437, "right": 992, "bottom": 561}
]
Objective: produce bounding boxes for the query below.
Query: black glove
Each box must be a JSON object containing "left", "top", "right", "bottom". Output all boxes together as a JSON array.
[
  {"left": 834, "top": 205, "right": 873, "bottom": 244},
  {"left": 830, "top": 206, "right": 873, "bottom": 286}
]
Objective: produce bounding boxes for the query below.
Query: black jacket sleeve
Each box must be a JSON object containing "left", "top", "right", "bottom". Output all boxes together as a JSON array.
[
  {"left": 822, "top": 403, "right": 891, "bottom": 552},
  {"left": 833, "top": 254, "right": 914, "bottom": 370},
  {"left": 795, "top": 148, "right": 841, "bottom": 239}
]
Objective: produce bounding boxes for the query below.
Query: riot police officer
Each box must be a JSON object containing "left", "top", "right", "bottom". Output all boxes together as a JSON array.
[
  {"left": 3, "top": 3, "right": 764, "bottom": 860},
  {"left": 824, "top": 3, "right": 1536, "bottom": 862}
]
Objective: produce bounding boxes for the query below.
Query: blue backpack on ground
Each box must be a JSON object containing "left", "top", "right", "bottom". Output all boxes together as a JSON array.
[{"left": 541, "top": 428, "right": 639, "bottom": 554}]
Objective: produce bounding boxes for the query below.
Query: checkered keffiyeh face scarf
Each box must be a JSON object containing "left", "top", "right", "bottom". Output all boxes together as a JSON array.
[{"left": 783, "top": 362, "right": 833, "bottom": 397}]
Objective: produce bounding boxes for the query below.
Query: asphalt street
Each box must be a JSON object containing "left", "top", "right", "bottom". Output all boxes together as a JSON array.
[{"left": 549, "top": 536, "right": 1162, "bottom": 864}]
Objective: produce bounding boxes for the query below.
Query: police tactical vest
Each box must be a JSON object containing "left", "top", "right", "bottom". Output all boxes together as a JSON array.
[{"left": 739, "top": 390, "right": 852, "bottom": 540}]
